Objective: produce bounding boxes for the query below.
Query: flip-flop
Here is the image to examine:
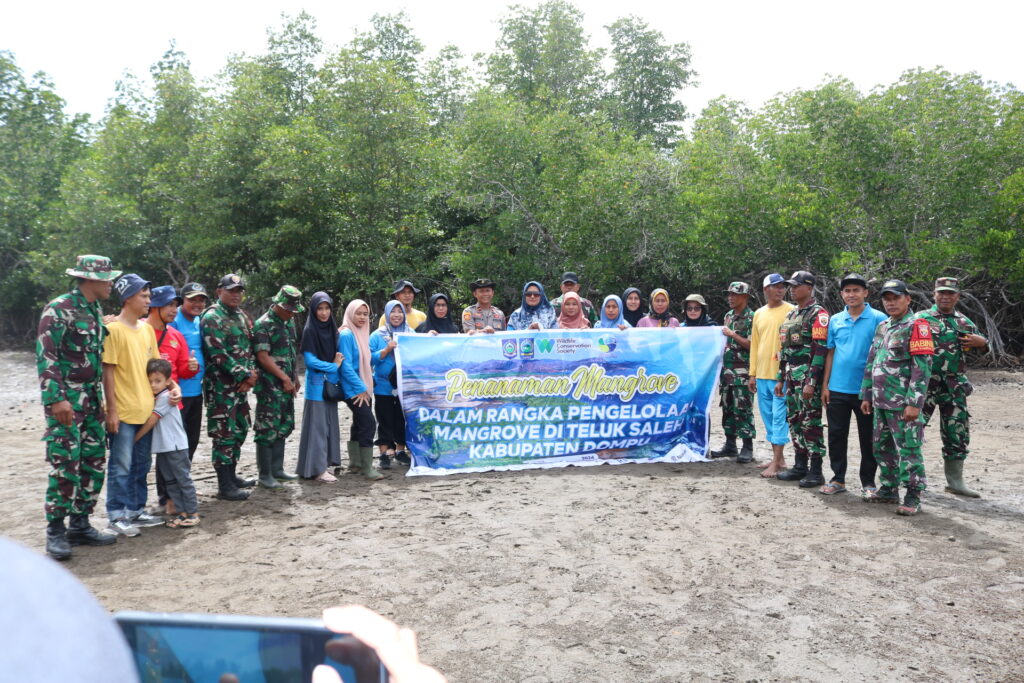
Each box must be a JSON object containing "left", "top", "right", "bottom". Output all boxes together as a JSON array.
[{"left": 819, "top": 482, "right": 847, "bottom": 495}]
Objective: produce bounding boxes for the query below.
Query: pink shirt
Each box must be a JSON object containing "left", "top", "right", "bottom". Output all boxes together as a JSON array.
[{"left": 637, "top": 316, "right": 680, "bottom": 328}]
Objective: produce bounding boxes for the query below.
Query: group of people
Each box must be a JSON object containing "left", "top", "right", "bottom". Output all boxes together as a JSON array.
[{"left": 36, "top": 255, "right": 987, "bottom": 560}]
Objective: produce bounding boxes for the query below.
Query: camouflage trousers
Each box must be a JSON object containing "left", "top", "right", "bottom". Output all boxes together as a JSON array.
[
  {"left": 254, "top": 387, "right": 295, "bottom": 445},
  {"left": 719, "top": 383, "right": 755, "bottom": 439},
  {"left": 784, "top": 384, "right": 825, "bottom": 459},
  {"left": 873, "top": 407, "right": 927, "bottom": 492},
  {"left": 922, "top": 389, "right": 970, "bottom": 461},
  {"left": 43, "top": 409, "right": 106, "bottom": 522},
  {"left": 205, "top": 383, "right": 251, "bottom": 466}
]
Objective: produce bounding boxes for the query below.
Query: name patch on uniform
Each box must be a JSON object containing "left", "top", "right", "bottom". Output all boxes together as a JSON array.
[
  {"left": 909, "top": 321, "right": 935, "bottom": 355},
  {"left": 812, "top": 312, "right": 829, "bottom": 340}
]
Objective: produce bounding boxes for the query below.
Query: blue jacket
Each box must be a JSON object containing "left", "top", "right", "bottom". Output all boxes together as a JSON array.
[
  {"left": 303, "top": 352, "right": 339, "bottom": 402},
  {"left": 337, "top": 329, "right": 369, "bottom": 398},
  {"left": 369, "top": 329, "right": 398, "bottom": 396},
  {"left": 169, "top": 310, "right": 204, "bottom": 397}
]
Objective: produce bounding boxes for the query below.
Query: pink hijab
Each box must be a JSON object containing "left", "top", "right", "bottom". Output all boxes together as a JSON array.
[
  {"left": 340, "top": 299, "right": 373, "bottom": 394},
  {"left": 558, "top": 291, "right": 590, "bottom": 329}
]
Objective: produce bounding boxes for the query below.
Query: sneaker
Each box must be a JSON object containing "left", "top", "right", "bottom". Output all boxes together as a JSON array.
[
  {"left": 379, "top": 452, "right": 392, "bottom": 470},
  {"left": 109, "top": 519, "right": 141, "bottom": 537},
  {"left": 865, "top": 486, "right": 900, "bottom": 504},
  {"left": 131, "top": 511, "right": 166, "bottom": 528},
  {"left": 896, "top": 494, "right": 922, "bottom": 516},
  {"left": 395, "top": 450, "right": 411, "bottom": 466}
]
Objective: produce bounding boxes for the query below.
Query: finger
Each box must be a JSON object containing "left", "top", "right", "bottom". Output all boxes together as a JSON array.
[{"left": 312, "top": 664, "right": 343, "bottom": 683}]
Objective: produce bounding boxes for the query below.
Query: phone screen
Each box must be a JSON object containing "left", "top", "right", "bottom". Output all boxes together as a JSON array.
[{"left": 116, "top": 612, "right": 387, "bottom": 683}]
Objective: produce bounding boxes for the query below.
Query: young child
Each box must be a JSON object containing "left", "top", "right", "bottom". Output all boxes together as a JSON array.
[{"left": 135, "top": 359, "right": 199, "bottom": 527}]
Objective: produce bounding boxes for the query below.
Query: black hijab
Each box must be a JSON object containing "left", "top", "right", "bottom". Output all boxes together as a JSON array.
[
  {"left": 300, "top": 291, "right": 339, "bottom": 362},
  {"left": 417, "top": 293, "right": 459, "bottom": 334},
  {"left": 622, "top": 287, "right": 645, "bottom": 327}
]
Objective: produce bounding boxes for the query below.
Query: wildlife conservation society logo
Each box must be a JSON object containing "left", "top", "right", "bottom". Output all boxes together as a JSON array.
[{"left": 596, "top": 336, "right": 617, "bottom": 353}]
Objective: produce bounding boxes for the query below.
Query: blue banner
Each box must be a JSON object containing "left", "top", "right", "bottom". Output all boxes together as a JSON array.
[{"left": 395, "top": 328, "right": 725, "bottom": 476}]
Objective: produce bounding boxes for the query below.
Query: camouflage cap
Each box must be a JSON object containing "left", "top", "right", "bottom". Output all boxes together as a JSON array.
[
  {"left": 272, "top": 285, "right": 305, "bottom": 313},
  {"left": 218, "top": 274, "right": 245, "bottom": 290},
  {"left": 725, "top": 281, "right": 751, "bottom": 294},
  {"left": 65, "top": 254, "right": 122, "bottom": 281},
  {"left": 934, "top": 277, "right": 960, "bottom": 293}
]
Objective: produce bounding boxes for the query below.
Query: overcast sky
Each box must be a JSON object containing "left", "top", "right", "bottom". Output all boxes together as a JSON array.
[{"left": 3, "top": 0, "right": 1020, "bottom": 123}]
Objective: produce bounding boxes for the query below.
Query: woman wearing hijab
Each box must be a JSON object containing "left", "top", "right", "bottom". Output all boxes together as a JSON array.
[
  {"left": 507, "top": 281, "right": 557, "bottom": 330},
  {"left": 557, "top": 291, "right": 590, "bottom": 329},
  {"left": 369, "top": 300, "right": 413, "bottom": 470},
  {"left": 622, "top": 288, "right": 645, "bottom": 328},
  {"left": 416, "top": 293, "right": 459, "bottom": 335},
  {"left": 598, "top": 294, "right": 631, "bottom": 330},
  {"left": 338, "top": 299, "right": 382, "bottom": 480},
  {"left": 682, "top": 294, "right": 716, "bottom": 327},
  {"left": 296, "top": 292, "right": 344, "bottom": 482},
  {"left": 637, "top": 288, "right": 680, "bottom": 327}
]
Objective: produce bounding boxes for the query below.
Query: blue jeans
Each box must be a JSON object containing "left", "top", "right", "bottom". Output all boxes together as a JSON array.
[
  {"left": 106, "top": 422, "right": 153, "bottom": 521},
  {"left": 756, "top": 379, "right": 790, "bottom": 446}
]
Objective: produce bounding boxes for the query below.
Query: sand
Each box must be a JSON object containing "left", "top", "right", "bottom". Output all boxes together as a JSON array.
[{"left": 1, "top": 350, "right": 1022, "bottom": 681}]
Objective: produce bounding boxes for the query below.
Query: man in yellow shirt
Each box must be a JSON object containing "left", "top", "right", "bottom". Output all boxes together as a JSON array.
[
  {"left": 746, "top": 273, "right": 796, "bottom": 478},
  {"left": 378, "top": 280, "right": 427, "bottom": 330}
]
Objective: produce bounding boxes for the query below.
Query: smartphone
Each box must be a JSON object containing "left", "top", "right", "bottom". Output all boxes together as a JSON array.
[{"left": 115, "top": 611, "right": 388, "bottom": 683}]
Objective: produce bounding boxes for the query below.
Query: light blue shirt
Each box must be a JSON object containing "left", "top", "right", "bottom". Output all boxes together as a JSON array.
[
  {"left": 826, "top": 304, "right": 887, "bottom": 394},
  {"left": 169, "top": 310, "right": 204, "bottom": 397}
]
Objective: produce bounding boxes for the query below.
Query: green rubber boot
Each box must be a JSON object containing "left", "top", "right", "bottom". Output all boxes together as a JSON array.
[
  {"left": 347, "top": 441, "right": 361, "bottom": 474},
  {"left": 944, "top": 459, "right": 980, "bottom": 498},
  {"left": 271, "top": 440, "right": 297, "bottom": 481},
  {"left": 256, "top": 443, "right": 282, "bottom": 489},
  {"left": 360, "top": 446, "right": 384, "bottom": 481}
]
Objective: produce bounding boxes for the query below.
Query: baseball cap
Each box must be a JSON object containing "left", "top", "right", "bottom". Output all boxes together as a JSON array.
[
  {"left": 840, "top": 273, "right": 868, "bottom": 289},
  {"left": 181, "top": 282, "right": 208, "bottom": 299},
  {"left": 149, "top": 285, "right": 182, "bottom": 308},
  {"left": 561, "top": 272, "right": 580, "bottom": 284},
  {"left": 391, "top": 279, "right": 421, "bottom": 295},
  {"left": 725, "top": 281, "right": 751, "bottom": 294},
  {"left": 65, "top": 254, "right": 121, "bottom": 281},
  {"left": 785, "top": 270, "right": 816, "bottom": 287},
  {"left": 272, "top": 285, "right": 306, "bottom": 313},
  {"left": 934, "top": 277, "right": 960, "bottom": 293},
  {"left": 113, "top": 274, "right": 151, "bottom": 303},
  {"left": 218, "top": 274, "right": 245, "bottom": 290},
  {"left": 763, "top": 273, "right": 785, "bottom": 288},
  {"left": 470, "top": 278, "right": 496, "bottom": 291},
  {"left": 879, "top": 279, "right": 909, "bottom": 296}
]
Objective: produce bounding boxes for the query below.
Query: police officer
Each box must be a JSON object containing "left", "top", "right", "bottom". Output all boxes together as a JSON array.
[
  {"left": 462, "top": 278, "right": 506, "bottom": 334},
  {"left": 37, "top": 255, "right": 121, "bottom": 559},
  {"left": 200, "top": 274, "right": 257, "bottom": 501},
  {"left": 915, "top": 277, "right": 988, "bottom": 497},
  {"left": 860, "top": 280, "right": 934, "bottom": 515},
  {"left": 711, "top": 281, "right": 755, "bottom": 462},
  {"left": 775, "top": 271, "right": 830, "bottom": 487},
  {"left": 253, "top": 285, "right": 304, "bottom": 489}
]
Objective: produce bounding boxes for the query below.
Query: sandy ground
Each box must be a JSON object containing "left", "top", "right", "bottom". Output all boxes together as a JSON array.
[{"left": 1, "top": 349, "right": 1023, "bottom": 682}]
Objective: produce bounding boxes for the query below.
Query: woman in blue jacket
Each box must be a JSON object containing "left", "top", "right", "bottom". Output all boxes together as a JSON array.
[
  {"left": 338, "top": 299, "right": 382, "bottom": 480},
  {"left": 369, "top": 300, "right": 413, "bottom": 469},
  {"left": 296, "top": 292, "right": 344, "bottom": 481}
]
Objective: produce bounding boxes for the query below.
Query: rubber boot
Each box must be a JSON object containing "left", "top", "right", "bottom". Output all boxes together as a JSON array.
[
  {"left": 233, "top": 462, "right": 256, "bottom": 489},
  {"left": 271, "top": 440, "right": 297, "bottom": 481},
  {"left": 67, "top": 514, "right": 117, "bottom": 546},
  {"left": 360, "top": 446, "right": 384, "bottom": 481},
  {"left": 46, "top": 519, "right": 72, "bottom": 561},
  {"left": 737, "top": 438, "right": 754, "bottom": 464},
  {"left": 710, "top": 437, "right": 737, "bottom": 459},
  {"left": 346, "top": 441, "right": 361, "bottom": 474},
  {"left": 799, "top": 457, "right": 826, "bottom": 488},
  {"left": 943, "top": 459, "right": 980, "bottom": 498},
  {"left": 256, "top": 443, "right": 282, "bottom": 489},
  {"left": 215, "top": 463, "right": 250, "bottom": 501},
  {"left": 777, "top": 453, "right": 809, "bottom": 481}
]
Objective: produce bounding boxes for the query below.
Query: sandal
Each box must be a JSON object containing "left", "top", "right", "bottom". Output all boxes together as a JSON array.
[
  {"left": 316, "top": 471, "right": 338, "bottom": 482},
  {"left": 180, "top": 514, "right": 200, "bottom": 527},
  {"left": 166, "top": 514, "right": 192, "bottom": 529},
  {"left": 819, "top": 481, "right": 847, "bottom": 495}
]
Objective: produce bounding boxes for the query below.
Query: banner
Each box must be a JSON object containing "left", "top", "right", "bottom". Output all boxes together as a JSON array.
[{"left": 395, "top": 328, "right": 725, "bottom": 476}]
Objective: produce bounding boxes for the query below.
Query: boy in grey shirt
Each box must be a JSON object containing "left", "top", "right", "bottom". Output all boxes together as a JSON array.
[{"left": 136, "top": 359, "right": 200, "bottom": 527}]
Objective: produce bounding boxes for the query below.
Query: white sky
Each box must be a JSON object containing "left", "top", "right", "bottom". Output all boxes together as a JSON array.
[{"left": 3, "top": 0, "right": 1021, "bottom": 123}]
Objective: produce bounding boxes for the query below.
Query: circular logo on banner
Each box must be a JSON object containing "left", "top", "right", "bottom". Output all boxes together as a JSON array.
[{"left": 597, "top": 336, "right": 617, "bottom": 353}]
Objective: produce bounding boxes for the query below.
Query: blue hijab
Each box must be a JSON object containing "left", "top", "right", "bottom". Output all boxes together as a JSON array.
[
  {"left": 382, "top": 300, "right": 412, "bottom": 338},
  {"left": 520, "top": 281, "right": 551, "bottom": 313},
  {"left": 597, "top": 294, "right": 630, "bottom": 328}
]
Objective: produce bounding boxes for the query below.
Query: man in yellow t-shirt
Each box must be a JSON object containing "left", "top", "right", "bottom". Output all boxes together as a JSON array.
[
  {"left": 747, "top": 273, "right": 796, "bottom": 478},
  {"left": 377, "top": 280, "right": 427, "bottom": 331},
  {"left": 102, "top": 274, "right": 179, "bottom": 536}
]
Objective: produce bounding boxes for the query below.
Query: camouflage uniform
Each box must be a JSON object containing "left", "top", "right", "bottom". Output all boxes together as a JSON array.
[
  {"left": 777, "top": 299, "right": 830, "bottom": 463},
  {"left": 860, "top": 310, "right": 934, "bottom": 493},
  {"left": 461, "top": 303, "right": 507, "bottom": 333},
  {"left": 915, "top": 303, "right": 979, "bottom": 462},
  {"left": 253, "top": 288, "right": 303, "bottom": 445},
  {"left": 36, "top": 287, "right": 108, "bottom": 522},
  {"left": 201, "top": 299, "right": 255, "bottom": 466},
  {"left": 720, "top": 306, "right": 755, "bottom": 439}
]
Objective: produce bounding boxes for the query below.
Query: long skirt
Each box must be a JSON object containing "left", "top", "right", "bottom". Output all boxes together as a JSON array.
[{"left": 296, "top": 399, "right": 340, "bottom": 478}]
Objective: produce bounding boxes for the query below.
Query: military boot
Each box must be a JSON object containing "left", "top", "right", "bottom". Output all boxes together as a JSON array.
[
  {"left": 346, "top": 441, "right": 361, "bottom": 474},
  {"left": 67, "top": 514, "right": 117, "bottom": 546},
  {"left": 215, "top": 463, "right": 250, "bottom": 501},
  {"left": 798, "top": 457, "right": 826, "bottom": 488},
  {"left": 271, "top": 440, "right": 297, "bottom": 481},
  {"left": 360, "top": 446, "right": 384, "bottom": 481},
  {"left": 737, "top": 438, "right": 754, "bottom": 464},
  {"left": 944, "top": 459, "right": 980, "bottom": 498},
  {"left": 710, "top": 437, "right": 737, "bottom": 459},
  {"left": 45, "top": 519, "right": 72, "bottom": 561},
  {"left": 777, "top": 454, "right": 808, "bottom": 481},
  {"left": 256, "top": 443, "right": 282, "bottom": 489}
]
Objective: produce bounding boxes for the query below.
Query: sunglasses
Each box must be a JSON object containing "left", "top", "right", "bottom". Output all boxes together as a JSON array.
[{"left": 525, "top": 292, "right": 541, "bottom": 297}]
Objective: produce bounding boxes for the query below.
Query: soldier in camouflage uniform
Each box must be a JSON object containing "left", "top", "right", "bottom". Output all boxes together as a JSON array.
[
  {"left": 711, "top": 281, "right": 756, "bottom": 462},
  {"left": 200, "top": 274, "right": 258, "bottom": 501},
  {"left": 253, "top": 285, "right": 304, "bottom": 489},
  {"left": 775, "top": 271, "right": 830, "bottom": 487},
  {"left": 36, "top": 255, "right": 121, "bottom": 559},
  {"left": 859, "top": 279, "right": 934, "bottom": 515},
  {"left": 915, "top": 277, "right": 988, "bottom": 498}
]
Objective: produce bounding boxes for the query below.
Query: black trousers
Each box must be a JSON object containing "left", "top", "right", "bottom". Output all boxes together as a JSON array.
[
  {"left": 373, "top": 394, "right": 407, "bottom": 449},
  {"left": 826, "top": 391, "right": 877, "bottom": 486},
  {"left": 157, "top": 395, "right": 203, "bottom": 505},
  {"left": 345, "top": 398, "right": 377, "bottom": 448}
]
